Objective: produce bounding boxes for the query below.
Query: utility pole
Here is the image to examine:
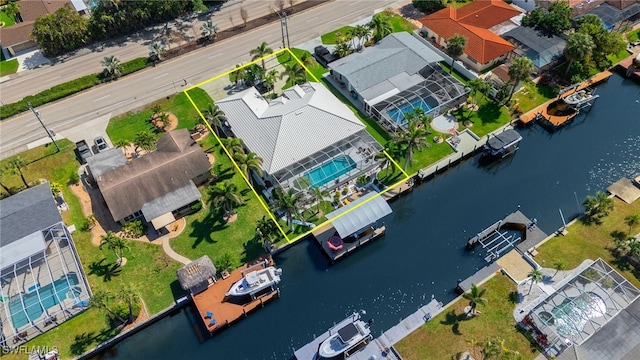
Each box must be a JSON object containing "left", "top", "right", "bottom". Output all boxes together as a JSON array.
[
  {"left": 276, "top": 10, "right": 290, "bottom": 49},
  {"left": 27, "top": 102, "right": 59, "bottom": 152}
]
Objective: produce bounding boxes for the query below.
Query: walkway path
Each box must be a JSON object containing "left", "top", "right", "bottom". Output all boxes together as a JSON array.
[{"left": 161, "top": 234, "right": 191, "bottom": 265}]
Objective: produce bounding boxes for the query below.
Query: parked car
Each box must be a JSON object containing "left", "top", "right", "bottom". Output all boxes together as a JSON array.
[
  {"left": 93, "top": 136, "right": 109, "bottom": 153},
  {"left": 314, "top": 45, "right": 337, "bottom": 66},
  {"left": 75, "top": 140, "right": 92, "bottom": 164}
]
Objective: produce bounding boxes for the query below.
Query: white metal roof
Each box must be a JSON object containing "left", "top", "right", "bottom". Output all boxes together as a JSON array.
[
  {"left": 326, "top": 192, "right": 392, "bottom": 238},
  {"left": 216, "top": 82, "right": 366, "bottom": 174}
]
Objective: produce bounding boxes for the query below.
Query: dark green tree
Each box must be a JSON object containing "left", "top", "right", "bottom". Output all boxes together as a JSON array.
[
  {"left": 31, "top": 4, "right": 89, "bottom": 56},
  {"left": 445, "top": 35, "right": 467, "bottom": 74},
  {"left": 368, "top": 12, "right": 393, "bottom": 43},
  {"left": 412, "top": 0, "right": 445, "bottom": 15},
  {"left": 272, "top": 187, "right": 302, "bottom": 231}
]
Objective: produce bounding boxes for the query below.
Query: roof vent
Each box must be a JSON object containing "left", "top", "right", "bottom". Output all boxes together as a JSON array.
[{"left": 295, "top": 110, "right": 304, "bottom": 116}]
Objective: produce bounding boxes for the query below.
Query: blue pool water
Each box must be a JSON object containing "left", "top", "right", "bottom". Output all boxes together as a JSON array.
[
  {"left": 304, "top": 155, "right": 357, "bottom": 188},
  {"left": 9, "top": 273, "right": 79, "bottom": 329},
  {"left": 385, "top": 97, "right": 434, "bottom": 125},
  {"left": 552, "top": 292, "right": 606, "bottom": 338}
]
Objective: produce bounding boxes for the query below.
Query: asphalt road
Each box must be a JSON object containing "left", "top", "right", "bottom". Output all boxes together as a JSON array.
[{"left": 0, "top": 0, "right": 402, "bottom": 160}]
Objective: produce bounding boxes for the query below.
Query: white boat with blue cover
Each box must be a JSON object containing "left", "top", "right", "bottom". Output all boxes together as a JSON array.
[{"left": 316, "top": 312, "right": 373, "bottom": 359}]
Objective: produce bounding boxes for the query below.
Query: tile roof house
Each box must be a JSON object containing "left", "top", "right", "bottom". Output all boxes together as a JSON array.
[
  {"left": 418, "top": 0, "right": 521, "bottom": 72},
  {"left": 86, "top": 129, "right": 211, "bottom": 229}
]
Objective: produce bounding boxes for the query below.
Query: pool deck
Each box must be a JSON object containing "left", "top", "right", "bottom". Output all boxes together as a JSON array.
[{"left": 191, "top": 256, "right": 280, "bottom": 336}]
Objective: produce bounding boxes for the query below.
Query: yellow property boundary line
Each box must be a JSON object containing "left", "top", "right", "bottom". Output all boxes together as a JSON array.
[{"left": 183, "top": 48, "right": 410, "bottom": 245}]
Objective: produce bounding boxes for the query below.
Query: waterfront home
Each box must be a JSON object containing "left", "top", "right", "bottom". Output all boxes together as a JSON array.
[
  {"left": 0, "top": 182, "right": 91, "bottom": 348},
  {"left": 216, "top": 82, "right": 382, "bottom": 196},
  {"left": 86, "top": 129, "right": 211, "bottom": 230}
]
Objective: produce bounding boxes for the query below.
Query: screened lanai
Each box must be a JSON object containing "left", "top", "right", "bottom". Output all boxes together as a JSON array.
[
  {"left": 272, "top": 130, "right": 382, "bottom": 195},
  {"left": 529, "top": 259, "right": 640, "bottom": 352},
  {"left": 370, "top": 64, "right": 468, "bottom": 133}
]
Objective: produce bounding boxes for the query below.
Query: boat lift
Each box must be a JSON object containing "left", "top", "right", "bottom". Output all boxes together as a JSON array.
[{"left": 479, "top": 229, "right": 522, "bottom": 262}]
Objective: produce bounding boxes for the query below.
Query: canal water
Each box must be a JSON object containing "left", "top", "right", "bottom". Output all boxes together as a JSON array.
[{"left": 95, "top": 75, "right": 639, "bottom": 360}]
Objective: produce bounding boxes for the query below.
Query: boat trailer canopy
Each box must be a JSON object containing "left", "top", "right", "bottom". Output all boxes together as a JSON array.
[{"left": 326, "top": 192, "right": 392, "bottom": 238}]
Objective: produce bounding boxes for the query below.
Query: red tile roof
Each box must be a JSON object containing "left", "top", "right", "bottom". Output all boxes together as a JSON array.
[{"left": 419, "top": 0, "right": 520, "bottom": 64}]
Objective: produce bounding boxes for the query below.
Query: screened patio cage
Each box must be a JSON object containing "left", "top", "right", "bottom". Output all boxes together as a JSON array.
[
  {"left": 0, "top": 222, "right": 91, "bottom": 348},
  {"left": 528, "top": 259, "right": 640, "bottom": 351},
  {"left": 370, "top": 64, "right": 469, "bottom": 134},
  {"left": 271, "top": 130, "right": 383, "bottom": 196}
]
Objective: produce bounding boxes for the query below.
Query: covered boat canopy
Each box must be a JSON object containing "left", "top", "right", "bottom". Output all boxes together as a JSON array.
[
  {"left": 326, "top": 192, "right": 392, "bottom": 238},
  {"left": 485, "top": 129, "right": 522, "bottom": 151}
]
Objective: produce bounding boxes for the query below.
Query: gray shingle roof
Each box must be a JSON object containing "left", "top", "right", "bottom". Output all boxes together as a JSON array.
[
  {"left": 216, "top": 82, "right": 365, "bottom": 174},
  {"left": 329, "top": 32, "right": 443, "bottom": 97},
  {"left": 0, "top": 182, "right": 60, "bottom": 248}
]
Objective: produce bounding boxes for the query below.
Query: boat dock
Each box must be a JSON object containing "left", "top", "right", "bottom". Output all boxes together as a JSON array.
[
  {"left": 614, "top": 54, "right": 640, "bottom": 82},
  {"left": 381, "top": 179, "right": 414, "bottom": 201},
  {"left": 191, "top": 256, "right": 280, "bottom": 336},
  {"left": 313, "top": 222, "right": 386, "bottom": 263},
  {"left": 417, "top": 128, "right": 482, "bottom": 180}
]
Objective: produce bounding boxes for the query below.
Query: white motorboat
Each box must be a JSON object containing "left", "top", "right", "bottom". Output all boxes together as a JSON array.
[
  {"left": 562, "top": 90, "right": 598, "bottom": 107},
  {"left": 225, "top": 266, "right": 282, "bottom": 297},
  {"left": 317, "top": 312, "right": 373, "bottom": 359}
]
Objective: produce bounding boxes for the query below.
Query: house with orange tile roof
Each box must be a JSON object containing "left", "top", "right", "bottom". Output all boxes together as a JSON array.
[{"left": 418, "top": 0, "right": 522, "bottom": 73}]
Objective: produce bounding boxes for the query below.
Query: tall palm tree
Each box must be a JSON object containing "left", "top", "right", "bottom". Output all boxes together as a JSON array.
[
  {"left": 272, "top": 187, "right": 302, "bottom": 231},
  {"left": 564, "top": 32, "right": 595, "bottom": 77},
  {"left": 101, "top": 55, "right": 122, "bottom": 79},
  {"left": 507, "top": 57, "right": 534, "bottom": 102},
  {"left": 445, "top": 35, "right": 467, "bottom": 74},
  {"left": 117, "top": 283, "right": 140, "bottom": 324},
  {"left": 250, "top": 41, "right": 274, "bottom": 71},
  {"left": 368, "top": 12, "right": 392, "bottom": 43},
  {"left": 233, "top": 64, "right": 247, "bottom": 86},
  {"left": 280, "top": 63, "right": 306, "bottom": 86},
  {"left": 99, "top": 231, "right": 130, "bottom": 266},
  {"left": 310, "top": 186, "right": 329, "bottom": 214},
  {"left": 264, "top": 69, "right": 279, "bottom": 96},
  {"left": 234, "top": 152, "right": 263, "bottom": 185},
  {"left": 133, "top": 132, "right": 156, "bottom": 152},
  {"left": 352, "top": 24, "right": 371, "bottom": 49},
  {"left": 210, "top": 180, "right": 243, "bottom": 217},
  {"left": 462, "top": 283, "right": 487, "bottom": 313},
  {"left": 5, "top": 157, "right": 29, "bottom": 188},
  {"left": 467, "top": 78, "right": 491, "bottom": 106},
  {"left": 256, "top": 216, "right": 278, "bottom": 242},
  {"left": 89, "top": 290, "right": 127, "bottom": 325},
  {"left": 202, "top": 103, "right": 227, "bottom": 136},
  {"left": 221, "top": 137, "right": 244, "bottom": 158},
  {"left": 553, "top": 261, "right": 566, "bottom": 278},
  {"left": 148, "top": 41, "right": 166, "bottom": 61},
  {"left": 527, "top": 268, "right": 543, "bottom": 294},
  {"left": 625, "top": 214, "right": 640, "bottom": 236},
  {"left": 393, "top": 115, "right": 430, "bottom": 170},
  {"left": 200, "top": 20, "right": 219, "bottom": 41},
  {"left": 583, "top": 191, "right": 614, "bottom": 224}
]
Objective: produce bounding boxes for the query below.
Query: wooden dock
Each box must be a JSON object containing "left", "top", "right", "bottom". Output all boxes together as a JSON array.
[
  {"left": 191, "top": 256, "right": 280, "bottom": 335},
  {"left": 615, "top": 54, "right": 640, "bottom": 81},
  {"left": 382, "top": 179, "right": 414, "bottom": 201}
]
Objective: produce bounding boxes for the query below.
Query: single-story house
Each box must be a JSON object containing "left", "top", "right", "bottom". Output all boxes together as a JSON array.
[
  {"left": 215, "top": 82, "right": 382, "bottom": 195},
  {"left": 502, "top": 26, "right": 566, "bottom": 69},
  {"left": 418, "top": 0, "right": 521, "bottom": 72},
  {"left": 86, "top": 129, "right": 211, "bottom": 229},
  {"left": 0, "top": 182, "right": 91, "bottom": 347},
  {"left": 328, "top": 31, "right": 468, "bottom": 132}
]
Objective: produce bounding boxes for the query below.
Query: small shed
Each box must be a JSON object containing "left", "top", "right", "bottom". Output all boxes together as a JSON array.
[{"left": 176, "top": 256, "right": 217, "bottom": 295}]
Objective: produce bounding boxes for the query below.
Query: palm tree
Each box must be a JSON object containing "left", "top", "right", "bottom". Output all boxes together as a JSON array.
[
  {"left": 113, "top": 139, "right": 130, "bottom": 149},
  {"left": 99, "top": 231, "right": 130, "bottom": 266},
  {"left": 334, "top": 41, "right": 353, "bottom": 58},
  {"left": 280, "top": 63, "right": 306, "bottom": 86},
  {"left": 553, "top": 261, "right": 566, "bottom": 278},
  {"left": 101, "top": 55, "right": 122, "bottom": 79},
  {"left": 564, "top": 32, "right": 595, "bottom": 77},
  {"left": 210, "top": 180, "right": 243, "bottom": 217},
  {"left": 352, "top": 24, "right": 371, "bottom": 49},
  {"left": 583, "top": 191, "right": 614, "bottom": 224},
  {"left": 234, "top": 151, "right": 263, "bottom": 185},
  {"left": 445, "top": 35, "right": 467, "bottom": 74},
  {"left": 625, "top": 214, "right": 640, "bottom": 236},
  {"left": 233, "top": 64, "right": 247, "bottom": 86},
  {"left": 250, "top": 41, "right": 274, "bottom": 71},
  {"left": 393, "top": 114, "right": 431, "bottom": 171},
  {"left": 264, "top": 69, "right": 279, "bottom": 96},
  {"left": 89, "top": 290, "right": 127, "bottom": 325},
  {"left": 148, "top": 41, "right": 166, "bottom": 62},
  {"left": 256, "top": 216, "right": 278, "bottom": 242},
  {"left": 298, "top": 51, "right": 318, "bottom": 68},
  {"left": 272, "top": 187, "right": 302, "bottom": 231},
  {"left": 310, "top": 186, "right": 329, "bottom": 214},
  {"left": 527, "top": 268, "right": 543, "bottom": 294},
  {"left": 202, "top": 103, "right": 227, "bottom": 136},
  {"left": 462, "top": 283, "right": 487, "bottom": 313},
  {"left": 133, "top": 132, "right": 156, "bottom": 153},
  {"left": 117, "top": 283, "right": 140, "bottom": 324},
  {"left": 200, "top": 20, "right": 219, "bottom": 41},
  {"left": 368, "top": 12, "right": 392, "bottom": 43},
  {"left": 5, "top": 157, "right": 29, "bottom": 188},
  {"left": 467, "top": 78, "right": 491, "bottom": 107},
  {"left": 507, "top": 57, "right": 534, "bottom": 102},
  {"left": 221, "top": 137, "right": 244, "bottom": 158},
  {"left": 4, "top": 1, "right": 20, "bottom": 22}
]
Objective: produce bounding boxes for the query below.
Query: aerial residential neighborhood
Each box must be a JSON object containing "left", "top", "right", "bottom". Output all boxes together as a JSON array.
[{"left": 0, "top": 0, "right": 639, "bottom": 359}]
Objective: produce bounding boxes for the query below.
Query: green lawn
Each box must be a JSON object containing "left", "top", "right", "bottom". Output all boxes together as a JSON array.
[
  {"left": 277, "top": 48, "right": 328, "bottom": 82},
  {"left": 395, "top": 274, "right": 538, "bottom": 360},
  {"left": 607, "top": 48, "right": 632, "bottom": 65},
  {"left": 449, "top": 0, "right": 474, "bottom": 9},
  {"left": 0, "top": 58, "right": 18, "bottom": 77},
  {"left": 384, "top": 11, "right": 417, "bottom": 33},
  {"left": 512, "top": 81, "right": 558, "bottom": 113},
  {"left": 321, "top": 25, "right": 354, "bottom": 44},
  {"left": 627, "top": 28, "right": 640, "bottom": 42},
  {"left": 536, "top": 197, "right": 640, "bottom": 289},
  {"left": 0, "top": 11, "right": 16, "bottom": 27},
  {"left": 450, "top": 94, "right": 512, "bottom": 138}
]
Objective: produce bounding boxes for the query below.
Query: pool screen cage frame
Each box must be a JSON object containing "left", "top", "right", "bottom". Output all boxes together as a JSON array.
[
  {"left": 0, "top": 222, "right": 91, "bottom": 349},
  {"left": 528, "top": 259, "right": 640, "bottom": 350},
  {"left": 271, "top": 130, "right": 383, "bottom": 196},
  {"left": 370, "top": 64, "right": 469, "bottom": 134}
]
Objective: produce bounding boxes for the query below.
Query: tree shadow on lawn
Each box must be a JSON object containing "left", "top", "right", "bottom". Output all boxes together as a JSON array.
[
  {"left": 213, "top": 164, "right": 236, "bottom": 183},
  {"left": 88, "top": 258, "right": 122, "bottom": 282},
  {"left": 476, "top": 101, "right": 503, "bottom": 126},
  {"left": 70, "top": 326, "right": 118, "bottom": 355},
  {"left": 188, "top": 208, "right": 228, "bottom": 249},
  {"left": 440, "top": 309, "right": 472, "bottom": 335},
  {"left": 241, "top": 235, "right": 267, "bottom": 264},
  {"left": 169, "top": 279, "right": 187, "bottom": 300}
]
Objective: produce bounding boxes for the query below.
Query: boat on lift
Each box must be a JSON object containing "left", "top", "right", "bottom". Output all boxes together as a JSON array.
[
  {"left": 316, "top": 312, "right": 373, "bottom": 359},
  {"left": 562, "top": 89, "right": 599, "bottom": 107},
  {"left": 480, "top": 128, "right": 522, "bottom": 162},
  {"left": 225, "top": 266, "right": 282, "bottom": 297}
]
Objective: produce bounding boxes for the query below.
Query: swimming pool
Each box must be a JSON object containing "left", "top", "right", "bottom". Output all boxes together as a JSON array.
[
  {"left": 9, "top": 273, "right": 80, "bottom": 329},
  {"left": 384, "top": 97, "right": 436, "bottom": 125},
  {"left": 304, "top": 155, "right": 357, "bottom": 188},
  {"left": 549, "top": 292, "right": 606, "bottom": 338}
]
